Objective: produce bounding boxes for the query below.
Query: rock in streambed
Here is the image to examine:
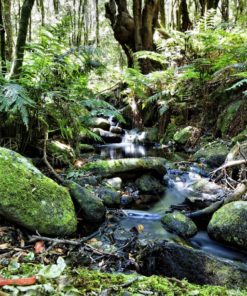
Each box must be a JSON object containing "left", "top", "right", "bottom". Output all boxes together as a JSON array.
[{"left": 0, "top": 147, "right": 77, "bottom": 236}]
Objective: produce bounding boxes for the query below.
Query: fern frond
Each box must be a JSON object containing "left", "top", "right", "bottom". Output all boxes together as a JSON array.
[{"left": 0, "top": 83, "right": 36, "bottom": 127}]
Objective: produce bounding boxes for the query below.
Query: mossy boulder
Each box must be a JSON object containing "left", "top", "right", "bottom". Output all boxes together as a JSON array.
[
  {"left": 162, "top": 212, "right": 197, "bottom": 238},
  {"left": 135, "top": 174, "right": 165, "bottom": 194},
  {"left": 173, "top": 126, "right": 200, "bottom": 147},
  {"left": 47, "top": 140, "right": 75, "bottom": 166},
  {"left": 193, "top": 141, "right": 229, "bottom": 168},
  {"left": 0, "top": 147, "right": 77, "bottom": 236},
  {"left": 92, "top": 128, "right": 121, "bottom": 143},
  {"left": 144, "top": 241, "right": 247, "bottom": 288},
  {"left": 98, "top": 187, "right": 121, "bottom": 207},
  {"left": 217, "top": 100, "right": 247, "bottom": 137},
  {"left": 79, "top": 157, "right": 167, "bottom": 179},
  {"left": 208, "top": 201, "right": 247, "bottom": 250},
  {"left": 65, "top": 181, "right": 105, "bottom": 222}
]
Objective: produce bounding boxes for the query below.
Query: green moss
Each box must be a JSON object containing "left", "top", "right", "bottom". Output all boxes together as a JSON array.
[
  {"left": 232, "top": 128, "right": 247, "bottom": 144},
  {"left": 174, "top": 126, "right": 194, "bottom": 144},
  {"left": 162, "top": 212, "right": 197, "bottom": 238},
  {"left": 1, "top": 262, "right": 247, "bottom": 295},
  {"left": 208, "top": 201, "right": 247, "bottom": 250},
  {"left": 79, "top": 144, "right": 95, "bottom": 152},
  {"left": 0, "top": 148, "right": 77, "bottom": 236},
  {"left": 79, "top": 157, "right": 167, "bottom": 178},
  {"left": 47, "top": 140, "right": 75, "bottom": 165},
  {"left": 217, "top": 101, "right": 242, "bottom": 136},
  {"left": 162, "top": 122, "right": 177, "bottom": 143}
]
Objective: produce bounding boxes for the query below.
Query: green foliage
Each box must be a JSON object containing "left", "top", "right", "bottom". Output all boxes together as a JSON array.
[{"left": 0, "top": 83, "right": 36, "bottom": 127}]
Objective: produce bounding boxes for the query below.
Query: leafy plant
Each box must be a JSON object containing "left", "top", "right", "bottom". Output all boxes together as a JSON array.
[{"left": 0, "top": 83, "right": 36, "bottom": 127}]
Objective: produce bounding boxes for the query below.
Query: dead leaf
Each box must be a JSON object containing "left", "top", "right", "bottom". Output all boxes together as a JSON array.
[{"left": 34, "top": 241, "right": 45, "bottom": 254}]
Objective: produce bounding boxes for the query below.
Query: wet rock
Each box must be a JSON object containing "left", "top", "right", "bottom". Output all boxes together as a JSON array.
[
  {"left": 186, "top": 179, "right": 225, "bottom": 208},
  {"left": 47, "top": 140, "right": 75, "bottom": 166},
  {"left": 162, "top": 212, "right": 197, "bottom": 238},
  {"left": 193, "top": 141, "right": 229, "bottom": 168},
  {"left": 65, "top": 181, "right": 105, "bottom": 222},
  {"left": 0, "top": 148, "right": 77, "bottom": 236},
  {"left": 92, "top": 117, "right": 110, "bottom": 130},
  {"left": 121, "top": 195, "right": 133, "bottom": 205},
  {"left": 208, "top": 201, "right": 247, "bottom": 250},
  {"left": 79, "top": 157, "right": 167, "bottom": 179},
  {"left": 142, "top": 241, "right": 247, "bottom": 288},
  {"left": 135, "top": 174, "right": 165, "bottom": 194},
  {"left": 77, "top": 176, "right": 99, "bottom": 187},
  {"left": 173, "top": 126, "right": 200, "bottom": 146},
  {"left": 104, "top": 177, "right": 122, "bottom": 190},
  {"left": 93, "top": 128, "right": 122, "bottom": 143},
  {"left": 110, "top": 126, "right": 123, "bottom": 134},
  {"left": 98, "top": 187, "right": 121, "bottom": 207}
]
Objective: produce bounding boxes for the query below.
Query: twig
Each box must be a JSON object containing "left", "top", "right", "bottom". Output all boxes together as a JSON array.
[
  {"left": 43, "top": 130, "right": 64, "bottom": 183},
  {"left": 29, "top": 229, "right": 101, "bottom": 246},
  {"left": 211, "top": 159, "right": 247, "bottom": 175}
]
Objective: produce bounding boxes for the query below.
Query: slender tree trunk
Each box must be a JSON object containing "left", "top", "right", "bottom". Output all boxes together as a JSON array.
[
  {"left": 180, "top": 0, "right": 192, "bottom": 31},
  {"left": 10, "top": 0, "right": 35, "bottom": 80},
  {"left": 96, "top": 0, "right": 99, "bottom": 45},
  {"left": 0, "top": 0, "right": 7, "bottom": 75},
  {"left": 160, "top": 0, "right": 166, "bottom": 27},
  {"left": 2, "top": 0, "right": 13, "bottom": 60},
  {"left": 53, "top": 0, "right": 59, "bottom": 15},
  {"left": 133, "top": 0, "right": 142, "bottom": 51},
  {"left": 221, "top": 0, "right": 229, "bottom": 21}
]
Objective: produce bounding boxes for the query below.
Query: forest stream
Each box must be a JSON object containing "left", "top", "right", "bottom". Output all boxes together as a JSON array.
[{"left": 92, "top": 129, "right": 247, "bottom": 265}]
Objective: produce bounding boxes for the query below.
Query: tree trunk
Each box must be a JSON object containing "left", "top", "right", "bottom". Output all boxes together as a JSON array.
[
  {"left": 221, "top": 0, "right": 229, "bottom": 21},
  {"left": 0, "top": 0, "right": 7, "bottom": 75},
  {"left": 105, "top": 0, "right": 161, "bottom": 73},
  {"left": 96, "top": 0, "right": 99, "bottom": 45},
  {"left": 160, "top": 0, "right": 166, "bottom": 27},
  {"left": 53, "top": 0, "right": 59, "bottom": 15},
  {"left": 10, "top": 0, "right": 35, "bottom": 80},
  {"left": 2, "top": 0, "right": 13, "bottom": 60},
  {"left": 180, "top": 0, "right": 192, "bottom": 31}
]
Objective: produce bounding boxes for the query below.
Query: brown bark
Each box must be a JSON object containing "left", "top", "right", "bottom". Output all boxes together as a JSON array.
[
  {"left": 10, "top": 0, "right": 35, "bottom": 79},
  {"left": 2, "top": 0, "right": 13, "bottom": 60},
  {"left": 105, "top": 0, "right": 161, "bottom": 73}
]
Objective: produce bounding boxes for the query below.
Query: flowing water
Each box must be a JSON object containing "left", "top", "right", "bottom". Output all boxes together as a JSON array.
[{"left": 95, "top": 129, "right": 247, "bottom": 263}]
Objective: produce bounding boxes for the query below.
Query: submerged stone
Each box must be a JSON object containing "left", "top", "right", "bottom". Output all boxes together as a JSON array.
[
  {"left": 0, "top": 147, "right": 77, "bottom": 236},
  {"left": 162, "top": 212, "right": 197, "bottom": 238},
  {"left": 208, "top": 201, "right": 247, "bottom": 250}
]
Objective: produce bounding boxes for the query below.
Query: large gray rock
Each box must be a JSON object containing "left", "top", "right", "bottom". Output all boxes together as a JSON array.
[
  {"left": 142, "top": 241, "right": 247, "bottom": 288},
  {"left": 208, "top": 201, "right": 247, "bottom": 250},
  {"left": 0, "top": 147, "right": 77, "bottom": 236},
  {"left": 194, "top": 141, "right": 229, "bottom": 168},
  {"left": 79, "top": 157, "right": 167, "bottom": 179},
  {"left": 65, "top": 181, "right": 105, "bottom": 222},
  {"left": 162, "top": 212, "right": 197, "bottom": 238}
]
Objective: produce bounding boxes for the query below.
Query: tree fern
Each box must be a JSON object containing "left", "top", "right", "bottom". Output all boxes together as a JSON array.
[{"left": 0, "top": 83, "right": 35, "bottom": 127}]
